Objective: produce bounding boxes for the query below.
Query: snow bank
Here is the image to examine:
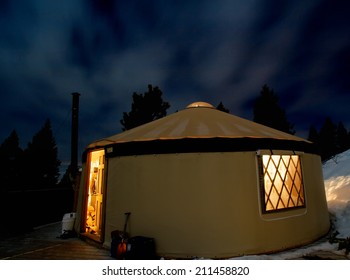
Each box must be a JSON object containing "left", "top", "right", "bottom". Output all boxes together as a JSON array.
[
  {"left": 233, "top": 242, "right": 339, "bottom": 260},
  {"left": 323, "top": 150, "right": 350, "bottom": 238},
  {"left": 323, "top": 149, "right": 350, "bottom": 179}
]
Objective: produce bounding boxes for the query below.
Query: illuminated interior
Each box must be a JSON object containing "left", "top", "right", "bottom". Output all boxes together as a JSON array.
[
  {"left": 85, "top": 149, "right": 105, "bottom": 237},
  {"left": 261, "top": 154, "right": 305, "bottom": 212}
]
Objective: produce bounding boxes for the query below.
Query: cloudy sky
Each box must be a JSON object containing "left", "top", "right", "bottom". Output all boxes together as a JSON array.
[{"left": 1, "top": 0, "right": 349, "bottom": 171}]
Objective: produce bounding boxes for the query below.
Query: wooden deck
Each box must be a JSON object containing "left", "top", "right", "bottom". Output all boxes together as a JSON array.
[
  {"left": 1, "top": 222, "right": 348, "bottom": 260},
  {"left": 0, "top": 222, "right": 113, "bottom": 260}
]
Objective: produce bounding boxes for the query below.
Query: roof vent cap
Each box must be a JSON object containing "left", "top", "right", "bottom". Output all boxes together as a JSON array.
[{"left": 186, "top": 101, "right": 215, "bottom": 109}]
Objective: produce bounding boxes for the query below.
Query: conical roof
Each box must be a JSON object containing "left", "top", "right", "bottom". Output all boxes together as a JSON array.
[{"left": 87, "top": 102, "right": 310, "bottom": 150}]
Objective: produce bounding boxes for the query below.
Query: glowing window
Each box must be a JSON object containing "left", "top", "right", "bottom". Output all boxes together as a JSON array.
[{"left": 259, "top": 154, "right": 305, "bottom": 213}]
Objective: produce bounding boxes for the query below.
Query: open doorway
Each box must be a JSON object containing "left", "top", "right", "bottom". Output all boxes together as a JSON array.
[{"left": 85, "top": 149, "right": 105, "bottom": 241}]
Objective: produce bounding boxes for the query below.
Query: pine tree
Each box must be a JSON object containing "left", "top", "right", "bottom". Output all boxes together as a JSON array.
[
  {"left": 319, "top": 117, "right": 337, "bottom": 161},
  {"left": 336, "top": 122, "right": 350, "bottom": 154},
  {"left": 23, "top": 119, "right": 61, "bottom": 188},
  {"left": 308, "top": 125, "right": 321, "bottom": 156},
  {"left": 120, "top": 84, "right": 170, "bottom": 131},
  {"left": 308, "top": 119, "right": 350, "bottom": 161},
  {"left": 0, "top": 130, "right": 23, "bottom": 191},
  {"left": 216, "top": 102, "right": 230, "bottom": 113},
  {"left": 253, "top": 84, "right": 295, "bottom": 134}
]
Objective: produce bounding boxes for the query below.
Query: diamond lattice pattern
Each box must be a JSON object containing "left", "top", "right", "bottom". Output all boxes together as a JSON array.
[{"left": 262, "top": 155, "right": 305, "bottom": 212}]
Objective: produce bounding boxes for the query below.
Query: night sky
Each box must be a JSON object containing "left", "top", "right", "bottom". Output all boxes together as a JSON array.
[{"left": 1, "top": 0, "right": 350, "bottom": 172}]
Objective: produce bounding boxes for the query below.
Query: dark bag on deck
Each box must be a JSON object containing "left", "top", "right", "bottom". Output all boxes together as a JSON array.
[{"left": 124, "top": 236, "right": 157, "bottom": 260}]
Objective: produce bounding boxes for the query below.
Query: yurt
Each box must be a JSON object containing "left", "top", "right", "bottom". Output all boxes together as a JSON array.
[{"left": 74, "top": 101, "right": 330, "bottom": 258}]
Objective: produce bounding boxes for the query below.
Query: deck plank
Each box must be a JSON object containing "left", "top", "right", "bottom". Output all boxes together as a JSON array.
[{"left": 0, "top": 222, "right": 113, "bottom": 260}]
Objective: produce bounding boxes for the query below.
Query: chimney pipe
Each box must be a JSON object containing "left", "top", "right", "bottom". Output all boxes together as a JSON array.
[{"left": 71, "top": 92, "right": 80, "bottom": 177}]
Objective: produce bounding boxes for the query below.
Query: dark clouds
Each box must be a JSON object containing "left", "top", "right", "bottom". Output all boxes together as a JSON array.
[{"left": 1, "top": 0, "right": 350, "bottom": 171}]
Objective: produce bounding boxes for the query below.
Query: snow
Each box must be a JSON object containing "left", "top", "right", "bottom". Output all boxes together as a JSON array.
[
  {"left": 323, "top": 149, "right": 350, "bottom": 179},
  {"left": 324, "top": 150, "right": 350, "bottom": 239},
  {"left": 234, "top": 149, "right": 350, "bottom": 259}
]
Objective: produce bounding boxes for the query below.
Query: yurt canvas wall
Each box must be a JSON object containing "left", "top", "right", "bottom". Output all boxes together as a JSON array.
[{"left": 74, "top": 102, "right": 330, "bottom": 258}]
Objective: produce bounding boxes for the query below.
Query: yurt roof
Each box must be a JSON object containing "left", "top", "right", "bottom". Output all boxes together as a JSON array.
[{"left": 87, "top": 102, "right": 311, "bottom": 152}]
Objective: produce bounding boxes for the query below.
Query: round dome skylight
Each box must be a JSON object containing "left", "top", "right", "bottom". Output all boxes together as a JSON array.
[{"left": 186, "top": 101, "right": 215, "bottom": 109}]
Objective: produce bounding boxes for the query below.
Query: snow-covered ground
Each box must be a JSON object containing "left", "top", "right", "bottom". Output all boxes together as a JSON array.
[{"left": 235, "top": 150, "right": 350, "bottom": 259}]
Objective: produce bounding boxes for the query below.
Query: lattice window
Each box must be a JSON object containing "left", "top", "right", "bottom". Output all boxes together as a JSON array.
[{"left": 259, "top": 154, "right": 305, "bottom": 212}]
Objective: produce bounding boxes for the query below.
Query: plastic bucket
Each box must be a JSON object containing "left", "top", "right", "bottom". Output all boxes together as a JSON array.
[{"left": 62, "top": 212, "right": 76, "bottom": 234}]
